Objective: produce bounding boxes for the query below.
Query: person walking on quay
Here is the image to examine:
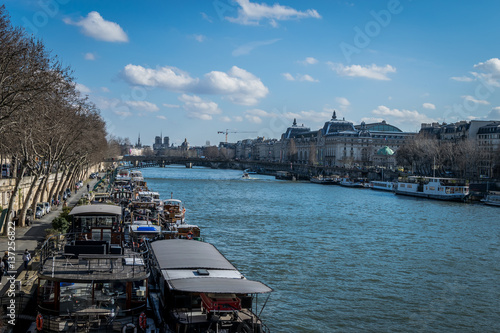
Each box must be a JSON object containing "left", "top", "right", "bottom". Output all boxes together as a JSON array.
[
  {"left": 0, "top": 259, "right": 5, "bottom": 276},
  {"left": 87, "top": 184, "right": 90, "bottom": 192},
  {"left": 2, "top": 251, "right": 9, "bottom": 275},
  {"left": 22, "top": 249, "right": 31, "bottom": 270}
]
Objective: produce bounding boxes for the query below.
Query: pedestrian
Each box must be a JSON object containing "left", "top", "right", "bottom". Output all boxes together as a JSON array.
[
  {"left": 2, "top": 251, "right": 9, "bottom": 275},
  {"left": 22, "top": 249, "right": 31, "bottom": 270},
  {"left": 87, "top": 184, "right": 90, "bottom": 192},
  {"left": 0, "top": 259, "right": 4, "bottom": 276}
]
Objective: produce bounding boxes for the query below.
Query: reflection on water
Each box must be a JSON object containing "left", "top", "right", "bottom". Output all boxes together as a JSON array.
[{"left": 142, "top": 165, "right": 500, "bottom": 333}]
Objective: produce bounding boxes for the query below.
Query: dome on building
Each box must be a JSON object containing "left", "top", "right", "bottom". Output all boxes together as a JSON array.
[
  {"left": 283, "top": 118, "right": 311, "bottom": 139},
  {"left": 321, "top": 111, "right": 356, "bottom": 136},
  {"left": 377, "top": 146, "right": 394, "bottom": 155}
]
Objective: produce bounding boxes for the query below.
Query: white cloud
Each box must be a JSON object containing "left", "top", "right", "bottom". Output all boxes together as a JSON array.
[
  {"left": 220, "top": 116, "right": 232, "bottom": 122},
  {"left": 192, "top": 34, "right": 206, "bottom": 42},
  {"left": 156, "top": 115, "right": 167, "bottom": 120},
  {"left": 245, "top": 114, "right": 263, "bottom": 123},
  {"left": 179, "top": 94, "right": 221, "bottom": 120},
  {"left": 232, "top": 38, "right": 280, "bottom": 56},
  {"left": 299, "top": 74, "right": 318, "bottom": 82},
  {"left": 234, "top": 116, "right": 243, "bottom": 122},
  {"left": 300, "top": 57, "right": 318, "bottom": 65},
  {"left": 328, "top": 62, "right": 396, "bottom": 80},
  {"left": 84, "top": 52, "right": 96, "bottom": 60},
  {"left": 226, "top": 0, "right": 321, "bottom": 26},
  {"left": 163, "top": 103, "right": 180, "bottom": 108},
  {"left": 451, "top": 58, "right": 500, "bottom": 87},
  {"left": 114, "top": 110, "right": 132, "bottom": 117},
  {"left": 461, "top": 95, "right": 490, "bottom": 105},
  {"left": 63, "top": 11, "right": 128, "bottom": 42},
  {"left": 75, "top": 83, "right": 91, "bottom": 94},
  {"left": 201, "top": 12, "right": 213, "bottom": 23},
  {"left": 487, "top": 107, "right": 500, "bottom": 119},
  {"left": 473, "top": 58, "right": 500, "bottom": 77},
  {"left": 336, "top": 97, "right": 350, "bottom": 110},
  {"left": 450, "top": 76, "right": 474, "bottom": 82},
  {"left": 283, "top": 73, "right": 295, "bottom": 81},
  {"left": 101, "top": 87, "right": 110, "bottom": 93},
  {"left": 125, "top": 101, "right": 159, "bottom": 112},
  {"left": 282, "top": 73, "right": 318, "bottom": 82},
  {"left": 122, "top": 64, "right": 196, "bottom": 91},
  {"left": 123, "top": 64, "right": 268, "bottom": 106},
  {"left": 423, "top": 103, "right": 436, "bottom": 110},
  {"left": 371, "top": 105, "right": 436, "bottom": 127}
]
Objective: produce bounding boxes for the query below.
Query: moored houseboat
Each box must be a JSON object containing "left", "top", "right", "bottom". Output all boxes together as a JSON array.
[
  {"left": 35, "top": 204, "right": 154, "bottom": 332},
  {"left": 395, "top": 176, "right": 469, "bottom": 201},
  {"left": 369, "top": 180, "right": 395, "bottom": 192},
  {"left": 310, "top": 175, "right": 339, "bottom": 185},
  {"left": 339, "top": 177, "right": 367, "bottom": 188},
  {"left": 148, "top": 239, "right": 272, "bottom": 333},
  {"left": 482, "top": 191, "right": 500, "bottom": 207}
]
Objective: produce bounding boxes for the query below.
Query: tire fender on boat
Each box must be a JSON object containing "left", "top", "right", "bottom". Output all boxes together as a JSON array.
[{"left": 122, "top": 323, "right": 137, "bottom": 333}]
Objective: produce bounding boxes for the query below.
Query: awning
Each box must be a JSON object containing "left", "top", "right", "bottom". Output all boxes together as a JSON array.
[
  {"left": 163, "top": 274, "right": 272, "bottom": 294},
  {"left": 69, "top": 204, "right": 122, "bottom": 216},
  {"left": 151, "top": 239, "right": 236, "bottom": 270}
]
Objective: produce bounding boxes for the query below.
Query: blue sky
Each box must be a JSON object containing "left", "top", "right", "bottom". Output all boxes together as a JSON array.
[{"left": 5, "top": 0, "right": 500, "bottom": 146}]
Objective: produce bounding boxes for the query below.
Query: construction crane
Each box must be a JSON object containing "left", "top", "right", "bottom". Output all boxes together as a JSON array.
[{"left": 217, "top": 129, "right": 257, "bottom": 143}]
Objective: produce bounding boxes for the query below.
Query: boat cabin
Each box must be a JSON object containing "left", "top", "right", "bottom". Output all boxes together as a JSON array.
[
  {"left": 149, "top": 239, "right": 272, "bottom": 333},
  {"left": 37, "top": 205, "right": 150, "bottom": 332}
]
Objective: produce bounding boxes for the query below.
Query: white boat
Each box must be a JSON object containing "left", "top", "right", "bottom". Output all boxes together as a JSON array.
[
  {"left": 339, "top": 177, "right": 366, "bottom": 188},
  {"left": 482, "top": 191, "right": 500, "bottom": 207},
  {"left": 370, "top": 180, "right": 395, "bottom": 192},
  {"left": 395, "top": 176, "right": 469, "bottom": 201},
  {"left": 310, "top": 175, "right": 339, "bottom": 185},
  {"left": 163, "top": 198, "right": 186, "bottom": 224},
  {"left": 244, "top": 168, "right": 257, "bottom": 174}
]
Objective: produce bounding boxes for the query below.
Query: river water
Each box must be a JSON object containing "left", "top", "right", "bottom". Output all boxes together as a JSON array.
[{"left": 140, "top": 165, "right": 500, "bottom": 333}]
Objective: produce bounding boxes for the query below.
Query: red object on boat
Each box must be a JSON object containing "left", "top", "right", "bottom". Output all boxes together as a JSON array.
[{"left": 200, "top": 293, "right": 241, "bottom": 314}]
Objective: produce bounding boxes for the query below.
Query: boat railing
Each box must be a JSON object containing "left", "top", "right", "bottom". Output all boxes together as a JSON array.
[
  {"left": 38, "top": 232, "right": 149, "bottom": 278},
  {"left": 37, "top": 303, "right": 147, "bottom": 330}
]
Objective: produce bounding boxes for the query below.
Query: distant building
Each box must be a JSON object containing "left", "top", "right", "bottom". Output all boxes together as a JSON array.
[
  {"left": 153, "top": 134, "right": 171, "bottom": 150},
  {"left": 277, "top": 111, "right": 413, "bottom": 168}
]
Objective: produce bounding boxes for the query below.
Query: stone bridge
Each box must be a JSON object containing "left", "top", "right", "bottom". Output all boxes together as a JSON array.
[{"left": 110, "top": 156, "right": 399, "bottom": 181}]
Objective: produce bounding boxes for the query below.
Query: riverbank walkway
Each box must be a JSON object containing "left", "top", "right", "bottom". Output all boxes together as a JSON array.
[{"left": 0, "top": 175, "right": 100, "bottom": 293}]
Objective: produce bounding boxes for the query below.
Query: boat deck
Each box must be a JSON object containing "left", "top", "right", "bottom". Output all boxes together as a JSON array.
[{"left": 39, "top": 247, "right": 148, "bottom": 282}]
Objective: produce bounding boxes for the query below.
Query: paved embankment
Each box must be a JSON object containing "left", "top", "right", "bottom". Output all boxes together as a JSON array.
[{"left": 0, "top": 176, "right": 100, "bottom": 292}]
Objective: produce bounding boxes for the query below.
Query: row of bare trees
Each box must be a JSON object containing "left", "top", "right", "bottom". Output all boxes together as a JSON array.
[
  {"left": 0, "top": 5, "right": 109, "bottom": 229},
  {"left": 396, "top": 133, "right": 500, "bottom": 179}
]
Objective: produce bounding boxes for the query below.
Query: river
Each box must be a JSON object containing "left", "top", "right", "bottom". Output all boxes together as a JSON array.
[{"left": 140, "top": 165, "right": 500, "bottom": 333}]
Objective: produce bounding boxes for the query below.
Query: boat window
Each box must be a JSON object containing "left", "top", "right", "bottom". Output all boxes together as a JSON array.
[
  {"left": 39, "top": 279, "right": 56, "bottom": 308},
  {"left": 59, "top": 282, "right": 92, "bottom": 313},
  {"left": 132, "top": 280, "right": 147, "bottom": 302}
]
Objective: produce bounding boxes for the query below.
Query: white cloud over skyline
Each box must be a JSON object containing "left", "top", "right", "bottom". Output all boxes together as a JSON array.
[
  {"left": 232, "top": 38, "right": 281, "bottom": 56},
  {"left": 423, "top": 103, "right": 436, "bottom": 110},
  {"left": 282, "top": 73, "right": 318, "bottom": 82},
  {"left": 226, "top": 0, "right": 321, "bottom": 26},
  {"left": 63, "top": 11, "right": 128, "bottom": 42},
  {"left": 328, "top": 63, "right": 397, "bottom": 80},
  {"left": 179, "top": 94, "right": 221, "bottom": 120},
  {"left": 371, "top": 105, "right": 436, "bottom": 127},
  {"left": 125, "top": 101, "right": 159, "bottom": 112},
  {"left": 123, "top": 65, "right": 268, "bottom": 105}
]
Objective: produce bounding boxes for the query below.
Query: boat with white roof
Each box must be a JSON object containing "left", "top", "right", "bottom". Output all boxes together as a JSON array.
[
  {"left": 148, "top": 239, "right": 272, "bottom": 333},
  {"left": 482, "top": 191, "right": 500, "bottom": 207},
  {"left": 395, "top": 176, "right": 469, "bottom": 201}
]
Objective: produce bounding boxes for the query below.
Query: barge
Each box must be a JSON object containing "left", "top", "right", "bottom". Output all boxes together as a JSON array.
[{"left": 148, "top": 239, "right": 272, "bottom": 333}]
